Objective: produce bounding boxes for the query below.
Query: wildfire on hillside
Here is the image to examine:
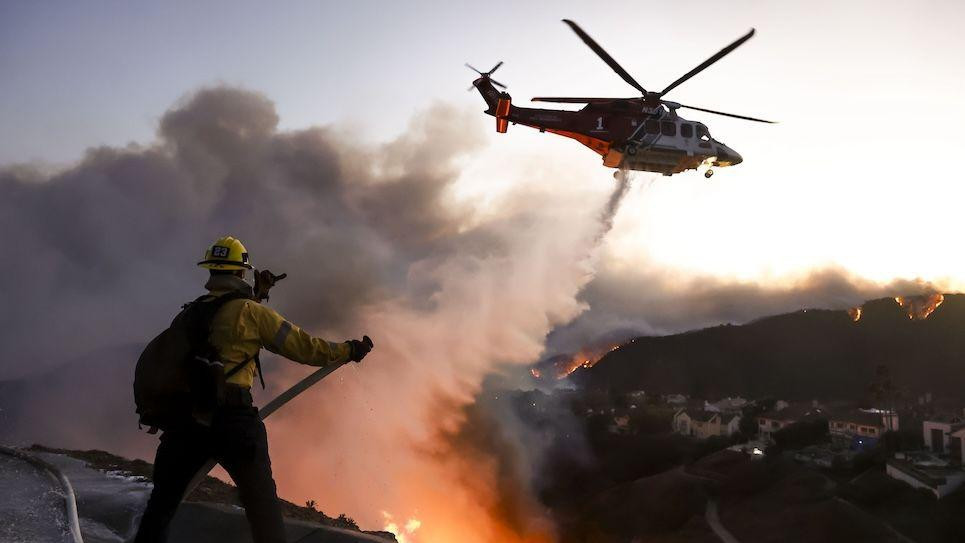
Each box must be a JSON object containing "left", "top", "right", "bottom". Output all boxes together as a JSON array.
[
  {"left": 382, "top": 512, "right": 421, "bottom": 543},
  {"left": 847, "top": 306, "right": 862, "bottom": 322},
  {"left": 894, "top": 293, "right": 945, "bottom": 320},
  {"left": 555, "top": 342, "right": 625, "bottom": 379}
]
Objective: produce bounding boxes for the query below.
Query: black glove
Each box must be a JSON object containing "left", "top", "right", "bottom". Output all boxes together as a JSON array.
[
  {"left": 347, "top": 335, "right": 374, "bottom": 363},
  {"left": 253, "top": 269, "right": 287, "bottom": 302}
]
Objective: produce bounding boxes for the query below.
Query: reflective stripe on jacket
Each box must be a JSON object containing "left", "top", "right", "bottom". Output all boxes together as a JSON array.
[{"left": 205, "top": 277, "right": 352, "bottom": 388}]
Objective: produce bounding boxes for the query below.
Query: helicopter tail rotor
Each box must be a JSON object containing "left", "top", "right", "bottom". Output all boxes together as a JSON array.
[
  {"left": 467, "top": 62, "right": 514, "bottom": 129},
  {"left": 466, "top": 61, "right": 507, "bottom": 90}
]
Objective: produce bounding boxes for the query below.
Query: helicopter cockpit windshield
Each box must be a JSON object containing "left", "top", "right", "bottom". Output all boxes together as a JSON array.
[{"left": 696, "top": 124, "right": 712, "bottom": 147}]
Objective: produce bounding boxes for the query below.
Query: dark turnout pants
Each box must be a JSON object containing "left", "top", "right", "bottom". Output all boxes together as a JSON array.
[{"left": 134, "top": 399, "right": 284, "bottom": 543}]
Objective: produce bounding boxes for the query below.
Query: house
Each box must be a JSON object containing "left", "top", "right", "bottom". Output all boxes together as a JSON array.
[
  {"left": 887, "top": 452, "right": 965, "bottom": 499},
  {"left": 674, "top": 409, "right": 741, "bottom": 439},
  {"left": 829, "top": 409, "right": 898, "bottom": 450},
  {"left": 923, "top": 415, "right": 965, "bottom": 462},
  {"left": 674, "top": 410, "right": 693, "bottom": 435},
  {"left": 757, "top": 404, "right": 828, "bottom": 441}
]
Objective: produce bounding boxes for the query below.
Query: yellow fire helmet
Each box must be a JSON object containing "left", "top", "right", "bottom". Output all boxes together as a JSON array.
[{"left": 197, "top": 236, "right": 253, "bottom": 270}]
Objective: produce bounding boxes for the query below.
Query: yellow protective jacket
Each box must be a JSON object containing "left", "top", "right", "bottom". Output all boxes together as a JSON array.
[{"left": 203, "top": 275, "right": 352, "bottom": 388}]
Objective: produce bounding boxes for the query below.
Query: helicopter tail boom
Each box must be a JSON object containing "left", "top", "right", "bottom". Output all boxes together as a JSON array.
[
  {"left": 473, "top": 77, "right": 502, "bottom": 112},
  {"left": 473, "top": 77, "right": 513, "bottom": 133}
]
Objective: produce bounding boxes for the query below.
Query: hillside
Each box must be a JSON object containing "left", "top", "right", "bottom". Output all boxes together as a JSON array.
[
  {"left": 13, "top": 445, "right": 397, "bottom": 542},
  {"left": 572, "top": 294, "right": 965, "bottom": 401}
]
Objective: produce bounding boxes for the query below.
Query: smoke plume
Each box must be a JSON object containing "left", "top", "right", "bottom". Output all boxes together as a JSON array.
[
  {"left": 0, "top": 86, "right": 628, "bottom": 540},
  {"left": 545, "top": 264, "right": 951, "bottom": 357}
]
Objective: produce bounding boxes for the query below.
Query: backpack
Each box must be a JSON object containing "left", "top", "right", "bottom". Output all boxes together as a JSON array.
[{"left": 133, "top": 291, "right": 255, "bottom": 432}]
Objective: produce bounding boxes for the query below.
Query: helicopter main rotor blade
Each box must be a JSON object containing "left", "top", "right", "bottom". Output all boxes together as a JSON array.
[
  {"left": 675, "top": 102, "right": 775, "bottom": 123},
  {"left": 489, "top": 61, "right": 503, "bottom": 73},
  {"left": 531, "top": 97, "right": 630, "bottom": 103},
  {"left": 562, "top": 19, "right": 648, "bottom": 96},
  {"left": 465, "top": 63, "right": 482, "bottom": 75},
  {"left": 659, "top": 29, "right": 755, "bottom": 97},
  {"left": 490, "top": 78, "right": 507, "bottom": 89}
]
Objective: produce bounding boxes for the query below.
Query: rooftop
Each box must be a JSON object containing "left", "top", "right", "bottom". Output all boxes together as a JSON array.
[
  {"left": 680, "top": 408, "right": 722, "bottom": 422},
  {"left": 759, "top": 404, "right": 828, "bottom": 422},
  {"left": 888, "top": 455, "right": 963, "bottom": 488},
  {"left": 924, "top": 413, "right": 965, "bottom": 424},
  {"left": 830, "top": 409, "right": 892, "bottom": 427}
]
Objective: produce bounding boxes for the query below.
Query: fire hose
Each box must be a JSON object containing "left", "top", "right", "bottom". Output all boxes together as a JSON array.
[
  {"left": 0, "top": 445, "right": 85, "bottom": 543},
  {"left": 181, "top": 339, "right": 370, "bottom": 501}
]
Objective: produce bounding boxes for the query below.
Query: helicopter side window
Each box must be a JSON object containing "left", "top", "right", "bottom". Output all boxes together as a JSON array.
[
  {"left": 661, "top": 121, "right": 676, "bottom": 137},
  {"left": 645, "top": 119, "right": 660, "bottom": 134},
  {"left": 681, "top": 124, "right": 693, "bottom": 138},
  {"left": 696, "top": 125, "right": 710, "bottom": 140}
]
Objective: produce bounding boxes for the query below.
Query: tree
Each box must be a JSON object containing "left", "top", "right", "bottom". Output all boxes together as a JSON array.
[
  {"left": 867, "top": 365, "right": 899, "bottom": 431},
  {"left": 772, "top": 418, "right": 829, "bottom": 451}
]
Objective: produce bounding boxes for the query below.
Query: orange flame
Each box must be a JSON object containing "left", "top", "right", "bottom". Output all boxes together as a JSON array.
[
  {"left": 529, "top": 368, "right": 541, "bottom": 379},
  {"left": 894, "top": 293, "right": 944, "bottom": 320},
  {"left": 847, "top": 306, "right": 862, "bottom": 322},
  {"left": 555, "top": 342, "right": 623, "bottom": 379},
  {"left": 382, "top": 511, "right": 422, "bottom": 543}
]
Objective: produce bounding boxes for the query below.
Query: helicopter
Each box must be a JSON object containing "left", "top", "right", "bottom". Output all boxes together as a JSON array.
[{"left": 469, "top": 20, "right": 775, "bottom": 178}]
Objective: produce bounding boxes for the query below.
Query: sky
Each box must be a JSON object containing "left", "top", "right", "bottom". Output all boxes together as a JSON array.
[
  {"left": 2, "top": 0, "right": 964, "bottom": 415},
  {"left": 5, "top": 0, "right": 965, "bottom": 376},
  {"left": 5, "top": 1, "right": 963, "bottom": 160},
  {"left": 3, "top": 0, "right": 965, "bottom": 289},
  {"left": 4, "top": 2, "right": 965, "bottom": 540}
]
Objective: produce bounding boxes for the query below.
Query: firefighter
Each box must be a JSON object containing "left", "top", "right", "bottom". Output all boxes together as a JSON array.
[{"left": 134, "top": 236, "right": 372, "bottom": 543}]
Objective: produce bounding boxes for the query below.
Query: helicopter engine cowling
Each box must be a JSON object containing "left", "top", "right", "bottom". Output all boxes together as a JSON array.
[{"left": 495, "top": 93, "right": 511, "bottom": 133}]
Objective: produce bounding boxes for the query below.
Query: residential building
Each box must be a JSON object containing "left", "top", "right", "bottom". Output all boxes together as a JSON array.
[
  {"left": 674, "top": 409, "right": 741, "bottom": 439},
  {"left": 886, "top": 452, "right": 965, "bottom": 499},
  {"left": 757, "top": 404, "right": 828, "bottom": 441},
  {"left": 946, "top": 427, "right": 965, "bottom": 464},
  {"left": 923, "top": 416, "right": 965, "bottom": 462},
  {"left": 829, "top": 409, "right": 898, "bottom": 450},
  {"left": 674, "top": 409, "right": 692, "bottom": 436}
]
